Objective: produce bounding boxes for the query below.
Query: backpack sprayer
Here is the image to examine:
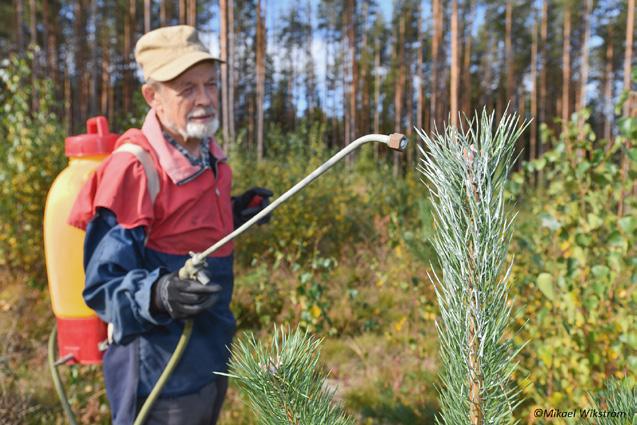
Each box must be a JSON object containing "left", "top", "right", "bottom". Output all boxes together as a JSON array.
[{"left": 44, "top": 118, "right": 407, "bottom": 425}]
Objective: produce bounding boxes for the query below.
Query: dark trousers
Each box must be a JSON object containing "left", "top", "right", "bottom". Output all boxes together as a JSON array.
[{"left": 136, "top": 376, "right": 228, "bottom": 425}]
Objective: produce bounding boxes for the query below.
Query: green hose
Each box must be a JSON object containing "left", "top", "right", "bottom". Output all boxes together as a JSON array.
[
  {"left": 48, "top": 320, "right": 193, "bottom": 425},
  {"left": 133, "top": 319, "right": 193, "bottom": 425},
  {"left": 48, "top": 325, "right": 79, "bottom": 425}
]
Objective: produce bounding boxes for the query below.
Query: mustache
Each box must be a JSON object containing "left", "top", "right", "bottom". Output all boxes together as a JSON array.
[{"left": 187, "top": 107, "right": 216, "bottom": 119}]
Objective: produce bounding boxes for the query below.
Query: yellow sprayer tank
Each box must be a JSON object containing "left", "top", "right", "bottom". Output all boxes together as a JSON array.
[{"left": 44, "top": 116, "right": 118, "bottom": 364}]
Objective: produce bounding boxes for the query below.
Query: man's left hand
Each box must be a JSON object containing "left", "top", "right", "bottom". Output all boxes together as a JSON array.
[{"left": 232, "top": 187, "right": 273, "bottom": 228}]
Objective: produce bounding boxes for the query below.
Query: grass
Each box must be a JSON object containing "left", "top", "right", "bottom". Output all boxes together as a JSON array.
[{"left": 0, "top": 227, "right": 442, "bottom": 424}]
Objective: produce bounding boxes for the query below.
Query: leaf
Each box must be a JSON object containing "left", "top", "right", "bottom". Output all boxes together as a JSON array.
[
  {"left": 591, "top": 265, "right": 610, "bottom": 278},
  {"left": 575, "top": 233, "right": 592, "bottom": 247},
  {"left": 618, "top": 217, "right": 637, "bottom": 234},
  {"left": 587, "top": 213, "right": 603, "bottom": 230},
  {"left": 540, "top": 212, "right": 561, "bottom": 230},
  {"left": 537, "top": 273, "right": 555, "bottom": 299},
  {"left": 618, "top": 117, "right": 637, "bottom": 139},
  {"left": 607, "top": 231, "right": 626, "bottom": 247}
]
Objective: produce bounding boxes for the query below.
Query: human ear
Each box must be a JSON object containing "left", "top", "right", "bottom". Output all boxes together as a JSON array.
[{"left": 141, "top": 84, "right": 160, "bottom": 109}]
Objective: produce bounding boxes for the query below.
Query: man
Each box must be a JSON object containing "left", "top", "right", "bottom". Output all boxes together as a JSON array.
[{"left": 68, "top": 25, "right": 271, "bottom": 425}]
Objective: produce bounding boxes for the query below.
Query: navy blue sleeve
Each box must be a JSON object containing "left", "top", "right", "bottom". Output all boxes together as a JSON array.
[{"left": 83, "top": 208, "right": 171, "bottom": 345}]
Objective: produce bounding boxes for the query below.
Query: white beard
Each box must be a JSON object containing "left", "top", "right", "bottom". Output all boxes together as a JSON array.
[
  {"left": 185, "top": 115, "right": 219, "bottom": 139},
  {"left": 164, "top": 108, "right": 219, "bottom": 141}
]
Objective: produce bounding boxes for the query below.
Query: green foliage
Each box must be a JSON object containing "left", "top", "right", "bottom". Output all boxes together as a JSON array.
[
  {"left": 222, "top": 326, "right": 354, "bottom": 425},
  {"left": 292, "top": 256, "right": 337, "bottom": 334},
  {"left": 231, "top": 118, "right": 430, "bottom": 338},
  {"left": 231, "top": 120, "right": 368, "bottom": 267},
  {"left": 418, "top": 110, "right": 527, "bottom": 424},
  {"left": 0, "top": 48, "right": 65, "bottom": 278},
  {"left": 509, "top": 109, "right": 637, "bottom": 414},
  {"left": 588, "top": 378, "right": 637, "bottom": 424}
]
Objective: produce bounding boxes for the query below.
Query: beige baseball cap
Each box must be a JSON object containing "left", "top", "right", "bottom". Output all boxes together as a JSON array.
[{"left": 135, "top": 25, "right": 221, "bottom": 82}]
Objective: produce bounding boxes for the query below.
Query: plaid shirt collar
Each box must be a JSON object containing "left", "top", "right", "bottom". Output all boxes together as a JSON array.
[{"left": 162, "top": 131, "right": 211, "bottom": 169}]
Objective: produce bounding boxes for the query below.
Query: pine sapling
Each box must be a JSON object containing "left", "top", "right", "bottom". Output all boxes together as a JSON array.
[
  {"left": 416, "top": 110, "right": 528, "bottom": 425},
  {"left": 218, "top": 326, "right": 353, "bottom": 425},
  {"left": 588, "top": 378, "right": 637, "bottom": 424}
]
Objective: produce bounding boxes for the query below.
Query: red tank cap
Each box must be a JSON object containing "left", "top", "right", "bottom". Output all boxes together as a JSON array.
[{"left": 65, "top": 116, "right": 119, "bottom": 157}]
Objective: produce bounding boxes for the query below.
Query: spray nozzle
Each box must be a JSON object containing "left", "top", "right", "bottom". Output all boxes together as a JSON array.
[{"left": 388, "top": 133, "right": 408, "bottom": 151}]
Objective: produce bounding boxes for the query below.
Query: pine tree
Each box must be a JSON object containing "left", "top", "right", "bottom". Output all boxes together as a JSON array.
[
  {"left": 219, "top": 327, "right": 353, "bottom": 425},
  {"left": 416, "top": 110, "right": 528, "bottom": 425},
  {"left": 589, "top": 378, "right": 637, "bottom": 424}
]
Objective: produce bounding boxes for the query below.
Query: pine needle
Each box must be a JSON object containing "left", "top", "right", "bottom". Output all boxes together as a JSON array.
[
  {"left": 218, "top": 326, "right": 354, "bottom": 425},
  {"left": 416, "top": 109, "right": 529, "bottom": 425}
]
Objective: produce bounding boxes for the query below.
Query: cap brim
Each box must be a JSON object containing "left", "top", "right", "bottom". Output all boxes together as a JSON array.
[{"left": 151, "top": 51, "right": 224, "bottom": 82}]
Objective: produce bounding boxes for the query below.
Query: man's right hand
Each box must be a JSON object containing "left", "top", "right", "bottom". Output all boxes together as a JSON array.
[{"left": 151, "top": 271, "right": 222, "bottom": 320}]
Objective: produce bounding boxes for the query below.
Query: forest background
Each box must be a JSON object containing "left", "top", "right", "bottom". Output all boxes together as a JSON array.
[{"left": 0, "top": 0, "right": 636, "bottom": 424}]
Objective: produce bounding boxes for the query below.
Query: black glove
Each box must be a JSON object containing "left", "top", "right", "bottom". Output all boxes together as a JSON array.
[
  {"left": 151, "top": 271, "right": 222, "bottom": 320},
  {"left": 232, "top": 187, "right": 273, "bottom": 228}
]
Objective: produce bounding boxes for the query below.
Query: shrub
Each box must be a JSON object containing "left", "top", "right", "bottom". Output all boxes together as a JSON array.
[
  {"left": 0, "top": 48, "right": 65, "bottom": 280},
  {"left": 509, "top": 110, "right": 637, "bottom": 416}
]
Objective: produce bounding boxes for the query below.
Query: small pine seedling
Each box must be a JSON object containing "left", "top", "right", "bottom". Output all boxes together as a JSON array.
[{"left": 218, "top": 326, "right": 354, "bottom": 425}]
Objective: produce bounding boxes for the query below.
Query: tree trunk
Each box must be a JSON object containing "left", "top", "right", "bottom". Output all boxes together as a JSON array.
[
  {"left": 373, "top": 36, "right": 380, "bottom": 135},
  {"left": 393, "top": 14, "right": 405, "bottom": 176},
  {"left": 462, "top": 0, "right": 476, "bottom": 115},
  {"left": 450, "top": 0, "right": 459, "bottom": 126},
  {"left": 219, "top": 0, "right": 229, "bottom": 143},
  {"left": 348, "top": 0, "right": 357, "bottom": 143},
  {"left": 619, "top": 0, "right": 635, "bottom": 216},
  {"left": 480, "top": 31, "right": 492, "bottom": 109},
  {"left": 255, "top": 0, "right": 265, "bottom": 161},
  {"left": 144, "top": 0, "right": 151, "bottom": 32},
  {"left": 539, "top": 0, "right": 548, "bottom": 182},
  {"left": 74, "top": 0, "right": 85, "bottom": 127},
  {"left": 160, "top": 0, "right": 167, "bottom": 26},
  {"left": 188, "top": 0, "right": 197, "bottom": 26},
  {"left": 530, "top": 6, "right": 538, "bottom": 166},
  {"left": 417, "top": 6, "right": 424, "bottom": 131},
  {"left": 343, "top": 37, "right": 350, "bottom": 148},
  {"left": 603, "top": 30, "right": 614, "bottom": 142},
  {"left": 431, "top": 0, "right": 441, "bottom": 129},
  {"left": 29, "top": 0, "right": 36, "bottom": 46},
  {"left": 406, "top": 66, "right": 414, "bottom": 167},
  {"left": 179, "top": 0, "right": 186, "bottom": 24},
  {"left": 64, "top": 64, "right": 72, "bottom": 134},
  {"left": 505, "top": 0, "right": 513, "bottom": 106},
  {"left": 29, "top": 0, "right": 38, "bottom": 111},
  {"left": 359, "top": 1, "right": 369, "bottom": 135},
  {"left": 561, "top": 4, "right": 571, "bottom": 137},
  {"left": 624, "top": 0, "right": 635, "bottom": 116},
  {"left": 16, "top": 0, "right": 24, "bottom": 52},
  {"left": 89, "top": 0, "right": 98, "bottom": 116},
  {"left": 42, "top": 0, "right": 50, "bottom": 72},
  {"left": 228, "top": 0, "right": 235, "bottom": 143},
  {"left": 305, "top": 0, "right": 316, "bottom": 112},
  {"left": 577, "top": 0, "right": 592, "bottom": 141},
  {"left": 108, "top": 65, "right": 115, "bottom": 122},
  {"left": 80, "top": 0, "right": 91, "bottom": 122},
  {"left": 101, "top": 31, "right": 110, "bottom": 116},
  {"left": 123, "top": 0, "right": 133, "bottom": 116}
]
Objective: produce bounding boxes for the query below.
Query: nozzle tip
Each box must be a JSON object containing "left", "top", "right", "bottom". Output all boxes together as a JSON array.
[{"left": 389, "top": 133, "right": 408, "bottom": 151}]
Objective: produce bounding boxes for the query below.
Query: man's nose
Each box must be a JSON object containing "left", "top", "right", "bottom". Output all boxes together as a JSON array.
[{"left": 195, "top": 84, "right": 214, "bottom": 107}]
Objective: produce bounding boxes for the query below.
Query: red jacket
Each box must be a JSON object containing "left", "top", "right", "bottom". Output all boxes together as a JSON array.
[{"left": 69, "top": 108, "right": 235, "bottom": 257}]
